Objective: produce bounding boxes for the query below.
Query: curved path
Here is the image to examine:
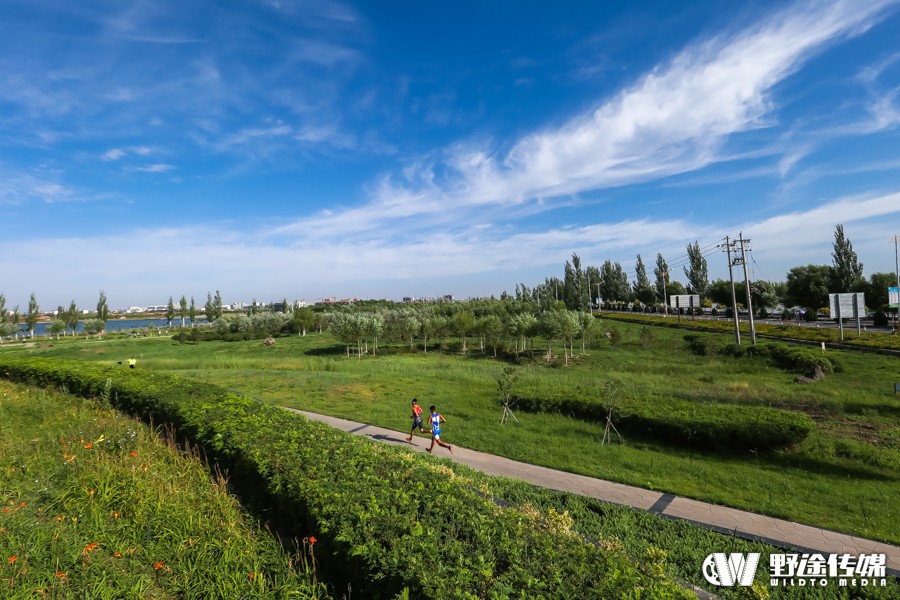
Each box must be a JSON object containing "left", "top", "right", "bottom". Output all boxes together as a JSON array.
[{"left": 289, "top": 409, "right": 900, "bottom": 575}]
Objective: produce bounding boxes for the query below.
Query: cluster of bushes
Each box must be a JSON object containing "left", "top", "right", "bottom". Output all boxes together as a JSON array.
[
  {"left": 683, "top": 334, "right": 840, "bottom": 374},
  {"left": 509, "top": 390, "right": 814, "bottom": 452},
  {"left": 0, "top": 357, "right": 690, "bottom": 600},
  {"left": 174, "top": 312, "right": 299, "bottom": 343}
]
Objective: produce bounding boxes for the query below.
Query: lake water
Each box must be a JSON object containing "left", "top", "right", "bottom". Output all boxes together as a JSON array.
[{"left": 10, "top": 318, "right": 203, "bottom": 337}]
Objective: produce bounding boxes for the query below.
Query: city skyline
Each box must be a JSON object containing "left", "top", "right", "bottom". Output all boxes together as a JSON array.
[{"left": 2, "top": 0, "right": 900, "bottom": 309}]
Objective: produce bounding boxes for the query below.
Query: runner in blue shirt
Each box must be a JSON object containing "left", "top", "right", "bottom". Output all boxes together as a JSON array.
[{"left": 426, "top": 405, "right": 453, "bottom": 455}]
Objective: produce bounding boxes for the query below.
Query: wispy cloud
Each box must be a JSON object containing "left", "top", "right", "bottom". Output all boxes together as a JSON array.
[
  {"left": 6, "top": 188, "right": 899, "bottom": 308},
  {"left": 275, "top": 0, "right": 898, "bottom": 241},
  {"left": 131, "top": 163, "right": 175, "bottom": 173}
]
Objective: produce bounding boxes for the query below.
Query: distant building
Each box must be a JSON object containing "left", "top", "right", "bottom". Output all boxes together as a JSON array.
[
  {"left": 402, "top": 296, "right": 416, "bottom": 303},
  {"left": 442, "top": 294, "right": 454, "bottom": 302}
]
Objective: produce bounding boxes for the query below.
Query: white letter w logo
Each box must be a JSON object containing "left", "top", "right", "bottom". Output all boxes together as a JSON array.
[{"left": 702, "top": 553, "right": 760, "bottom": 586}]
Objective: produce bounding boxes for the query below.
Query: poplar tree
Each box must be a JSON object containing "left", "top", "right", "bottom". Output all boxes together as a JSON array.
[
  {"left": 166, "top": 297, "right": 175, "bottom": 326},
  {"left": 65, "top": 300, "right": 79, "bottom": 336},
  {"left": 633, "top": 254, "right": 656, "bottom": 304},
  {"left": 654, "top": 253, "right": 669, "bottom": 302},
  {"left": 96, "top": 290, "right": 110, "bottom": 334},
  {"left": 25, "top": 293, "right": 40, "bottom": 338},
  {"left": 684, "top": 241, "right": 709, "bottom": 297},
  {"left": 830, "top": 224, "right": 864, "bottom": 292},
  {"left": 213, "top": 290, "right": 224, "bottom": 320},
  {"left": 179, "top": 295, "right": 188, "bottom": 327}
]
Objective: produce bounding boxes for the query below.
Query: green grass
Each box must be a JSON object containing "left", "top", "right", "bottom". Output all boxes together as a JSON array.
[
  {"left": 2, "top": 323, "right": 898, "bottom": 545},
  {"left": 0, "top": 379, "right": 330, "bottom": 599}
]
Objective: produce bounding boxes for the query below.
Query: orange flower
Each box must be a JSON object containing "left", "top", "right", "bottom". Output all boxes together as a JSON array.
[
  {"left": 88, "top": 489, "right": 95, "bottom": 495},
  {"left": 54, "top": 515, "right": 63, "bottom": 522},
  {"left": 84, "top": 442, "right": 93, "bottom": 449},
  {"left": 248, "top": 573, "right": 255, "bottom": 580},
  {"left": 84, "top": 542, "right": 99, "bottom": 553},
  {"left": 309, "top": 536, "right": 317, "bottom": 545},
  {"left": 114, "top": 551, "right": 122, "bottom": 558},
  {"left": 18, "top": 502, "right": 25, "bottom": 508},
  {"left": 130, "top": 451, "right": 138, "bottom": 457},
  {"left": 153, "top": 561, "right": 165, "bottom": 571},
  {"left": 2, "top": 508, "right": 9, "bottom": 513},
  {"left": 112, "top": 511, "right": 120, "bottom": 519},
  {"left": 7, "top": 556, "right": 17, "bottom": 564},
  {"left": 56, "top": 570, "right": 66, "bottom": 578}
]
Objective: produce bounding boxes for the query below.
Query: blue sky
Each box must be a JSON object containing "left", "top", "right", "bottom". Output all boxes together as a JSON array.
[{"left": 2, "top": 0, "right": 900, "bottom": 310}]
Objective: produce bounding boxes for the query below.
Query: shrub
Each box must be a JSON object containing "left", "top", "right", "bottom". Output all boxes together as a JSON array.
[{"left": 508, "top": 392, "right": 813, "bottom": 453}]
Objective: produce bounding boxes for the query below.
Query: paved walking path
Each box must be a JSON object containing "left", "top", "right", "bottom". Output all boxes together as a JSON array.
[{"left": 289, "top": 409, "right": 900, "bottom": 575}]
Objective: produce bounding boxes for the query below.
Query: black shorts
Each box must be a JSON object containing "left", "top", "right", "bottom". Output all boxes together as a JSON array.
[{"left": 412, "top": 416, "right": 423, "bottom": 429}]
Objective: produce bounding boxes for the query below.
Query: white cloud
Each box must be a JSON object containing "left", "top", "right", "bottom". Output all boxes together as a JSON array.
[
  {"left": 6, "top": 188, "right": 899, "bottom": 308},
  {"left": 133, "top": 163, "right": 175, "bottom": 173},
  {"left": 102, "top": 148, "right": 127, "bottom": 161},
  {"left": 273, "top": 0, "right": 898, "bottom": 241}
]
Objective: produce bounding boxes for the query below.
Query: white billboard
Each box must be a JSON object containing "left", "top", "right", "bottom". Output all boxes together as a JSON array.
[
  {"left": 828, "top": 293, "right": 864, "bottom": 319},
  {"left": 669, "top": 294, "right": 700, "bottom": 309}
]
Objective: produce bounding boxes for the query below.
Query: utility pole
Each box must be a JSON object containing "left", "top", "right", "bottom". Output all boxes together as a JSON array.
[
  {"left": 738, "top": 232, "right": 757, "bottom": 345},
  {"left": 722, "top": 236, "right": 741, "bottom": 345},
  {"left": 894, "top": 234, "right": 900, "bottom": 325},
  {"left": 662, "top": 271, "right": 669, "bottom": 317}
]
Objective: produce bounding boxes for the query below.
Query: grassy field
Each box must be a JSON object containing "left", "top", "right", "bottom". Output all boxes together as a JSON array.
[
  {"left": 1, "top": 319, "right": 898, "bottom": 546},
  {"left": 0, "top": 378, "right": 330, "bottom": 599}
]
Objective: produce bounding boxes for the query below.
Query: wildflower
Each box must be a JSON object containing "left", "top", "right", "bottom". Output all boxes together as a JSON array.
[
  {"left": 56, "top": 571, "right": 66, "bottom": 578},
  {"left": 112, "top": 511, "right": 120, "bottom": 519},
  {"left": 309, "top": 536, "right": 317, "bottom": 545},
  {"left": 18, "top": 502, "right": 25, "bottom": 508},
  {"left": 54, "top": 515, "right": 63, "bottom": 522},
  {"left": 130, "top": 451, "right": 138, "bottom": 457},
  {"left": 88, "top": 489, "right": 95, "bottom": 496},
  {"left": 84, "top": 542, "right": 99, "bottom": 553},
  {"left": 7, "top": 556, "right": 16, "bottom": 564},
  {"left": 114, "top": 551, "right": 122, "bottom": 558},
  {"left": 2, "top": 508, "right": 9, "bottom": 513},
  {"left": 153, "top": 561, "right": 165, "bottom": 571},
  {"left": 84, "top": 442, "right": 92, "bottom": 449},
  {"left": 248, "top": 573, "right": 256, "bottom": 580}
]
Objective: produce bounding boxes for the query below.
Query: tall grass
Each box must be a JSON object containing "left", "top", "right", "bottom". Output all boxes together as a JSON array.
[{"left": 0, "top": 379, "right": 330, "bottom": 599}]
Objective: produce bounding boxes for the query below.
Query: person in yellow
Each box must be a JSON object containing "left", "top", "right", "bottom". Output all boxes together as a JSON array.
[{"left": 128, "top": 356, "right": 136, "bottom": 369}]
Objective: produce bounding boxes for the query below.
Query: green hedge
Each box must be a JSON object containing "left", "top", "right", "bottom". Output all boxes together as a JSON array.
[
  {"left": 509, "top": 391, "right": 814, "bottom": 453},
  {"left": 0, "top": 357, "right": 690, "bottom": 600},
  {"left": 684, "top": 334, "right": 839, "bottom": 374}
]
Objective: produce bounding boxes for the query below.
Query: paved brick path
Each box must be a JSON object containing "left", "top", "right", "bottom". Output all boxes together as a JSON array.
[{"left": 290, "top": 409, "right": 900, "bottom": 574}]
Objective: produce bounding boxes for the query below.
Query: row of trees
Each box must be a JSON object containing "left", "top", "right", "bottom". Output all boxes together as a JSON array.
[
  {"left": 516, "top": 225, "right": 895, "bottom": 318},
  {"left": 0, "top": 291, "right": 112, "bottom": 340},
  {"left": 323, "top": 305, "right": 597, "bottom": 364}
]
